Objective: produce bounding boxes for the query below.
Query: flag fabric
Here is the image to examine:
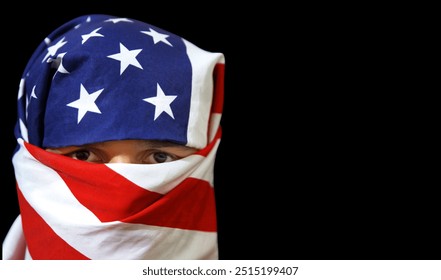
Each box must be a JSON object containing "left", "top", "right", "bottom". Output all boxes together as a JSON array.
[{"left": 3, "top": 14, "right": 225, "bottom": 259}]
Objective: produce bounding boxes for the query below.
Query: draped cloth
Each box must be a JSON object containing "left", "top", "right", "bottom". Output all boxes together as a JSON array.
[{"left": 2, "top": 14, "right": 225, "bottom": 260}]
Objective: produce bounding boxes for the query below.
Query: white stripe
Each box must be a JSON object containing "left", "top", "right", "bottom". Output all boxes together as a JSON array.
[
  {"left": 107, "top": 139, "right": 220, "bottom": 192},
  {"left": 2, "top": 215, "right": 26, "bottom": 260},
  {"left": 209, "top": 113, "right": 222, "bottom": 142},
  {"left": 19, "top": 119, "right": 29, "bottom": 142},
  {"left": 184, "top": 39, "right": 224, "bottom": 149}
]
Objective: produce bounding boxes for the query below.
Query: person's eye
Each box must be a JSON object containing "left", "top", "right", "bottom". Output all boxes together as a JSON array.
[
  {"left": 147, "top": 151, "right": 178, "bottom": 164},
  {"left": 67, "top": 150, "right": 103, "bottom": 163},
  {"left": 70, "top": 150, "right": 90, "bottom": 161}
]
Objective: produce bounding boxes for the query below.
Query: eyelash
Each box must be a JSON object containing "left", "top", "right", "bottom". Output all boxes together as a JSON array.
[
  {"left": 69, "top": 150, "right": 90, "bottom": 161},
  {"left": 66, "top": 149, "right": 178, "bottom": 164}
]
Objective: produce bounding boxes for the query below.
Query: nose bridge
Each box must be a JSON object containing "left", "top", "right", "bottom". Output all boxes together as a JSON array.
[{"left": 108, "top": 154, "right": 137, "bottom": 164}]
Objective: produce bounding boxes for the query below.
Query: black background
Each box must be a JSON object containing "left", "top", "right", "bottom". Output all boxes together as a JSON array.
[{"left": 1, "top": 2, "right": 438, "bottom": 260}]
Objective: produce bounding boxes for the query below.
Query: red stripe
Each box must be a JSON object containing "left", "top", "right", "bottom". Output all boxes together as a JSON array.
[
  {"left": 122, "top": 177, "right": 217, "bottom": 231},
  {"left": 24, "top": 141, "right": 216, "bottom": 231},
  {"left": 211, "top": 63, "right": 225, "bottom": 114},
  {"left": 16, "top": 185, "right": 89, "bottom": 260}
]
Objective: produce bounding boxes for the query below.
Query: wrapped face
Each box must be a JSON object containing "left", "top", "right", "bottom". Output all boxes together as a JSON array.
[{"left": 4, "top": 14, "right": 225, "bottom": 260}]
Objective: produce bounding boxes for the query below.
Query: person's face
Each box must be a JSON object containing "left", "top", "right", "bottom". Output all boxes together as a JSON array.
[{"left": 45, "top": 139, "right": 198, "bottom": 164}]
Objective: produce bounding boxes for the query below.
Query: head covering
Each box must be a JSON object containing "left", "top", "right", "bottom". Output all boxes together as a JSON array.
[{"left": 3, "top": 14, "right": 225, "bottom": 259}]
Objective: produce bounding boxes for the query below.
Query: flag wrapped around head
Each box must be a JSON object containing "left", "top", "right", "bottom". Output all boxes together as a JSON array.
[
  {"left": 17, "top": 14, "right": 224, "bottom": 149},
  {"left": 3, "top": 14, "right": 225, "bottom": 260}
]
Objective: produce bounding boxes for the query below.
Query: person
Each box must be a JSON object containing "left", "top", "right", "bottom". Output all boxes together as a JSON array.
[{"left": 2, "top": 14, "right": 225, "bottom": 260}]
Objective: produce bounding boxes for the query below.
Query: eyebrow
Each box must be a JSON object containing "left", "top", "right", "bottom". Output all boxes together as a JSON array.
[
  {"left": 140, "top": 140, "right": 187, "bottom": 149},
  {"left": 90, "top": 140, "right": 188, "bottom": 149}
]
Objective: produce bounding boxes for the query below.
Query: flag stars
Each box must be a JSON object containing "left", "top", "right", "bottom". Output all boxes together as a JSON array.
[
  {"left": 48, "top": 52, "right": 69, "bottom": 79},
  {"left": 143, "top": 83, "right": 177, "bottom": 120},
  {"left": 30, "top": 85, "right": 38, "bottom": 100},
  {"left": 82, "top": 27, "right": 104, "bottom": 44},
  {"left": 141, "top": 28, "right": 173, "bottom": 46},
  {"left": 27, "top": 85, "right": 38, "bottom": 110},
  {"left": 54, "top": 52, "right": 69, "bottom": 74},
  {"left": 105, "top": 18, "right": 133, "bottom": 24},
  {"left": 67, "top": 84, "right": 104, "bottom": 123},
  {"left": 42, "top": 37, "right": 67, "bottom": 63},
  {"left": 25, "top": 85, "right": 38, "bottom": 119},
  {"left": 107, "top": 43, "right": 143, "bottom": 75},
  {"left": 18, "top": 78, "right": 25, "bottom": 100}
]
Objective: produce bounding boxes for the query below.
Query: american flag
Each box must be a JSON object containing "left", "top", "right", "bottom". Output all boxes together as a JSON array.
[{"left": 3, "top": 14, "right": 225, "bottom": 259}]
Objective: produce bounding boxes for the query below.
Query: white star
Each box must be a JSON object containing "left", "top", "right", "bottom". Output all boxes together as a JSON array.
[
  {"left": 140, "top": 28, "right": 173, "bottom": 46},
  {"left": 55, "top": 52, "right": 69, "bottom": 74},
  {"left": 82, "top": 27, "right": 104, "bottom": 44},
  {"left": 48, "top": 52, "right": 69, "bottom": 78},
  {"left": 107, "top": 43, "right": 143, "bottom": 75},
  {"left": 42, "top": 37, "right": 67, "bottom": 63},
  {"left": 105, "top": 18, "right": 133, "bottom": 24},
  {"left": 143, "top": 83, "right": 177, "bottom": 120},
  {"left": 25, "top": 85, "right": 38, "bottom": 119},
  {"left": 67, "top": 84, "right": 104, "bottom": 123},
  {"left": 73, "top": 17, "right": 91, "bottom": 31},
  {"left": 18, "top": 78, "right": 25, "bottom": 100},
  {"left": 30, "top": 85, "right": 38, "bottom": 99}
]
